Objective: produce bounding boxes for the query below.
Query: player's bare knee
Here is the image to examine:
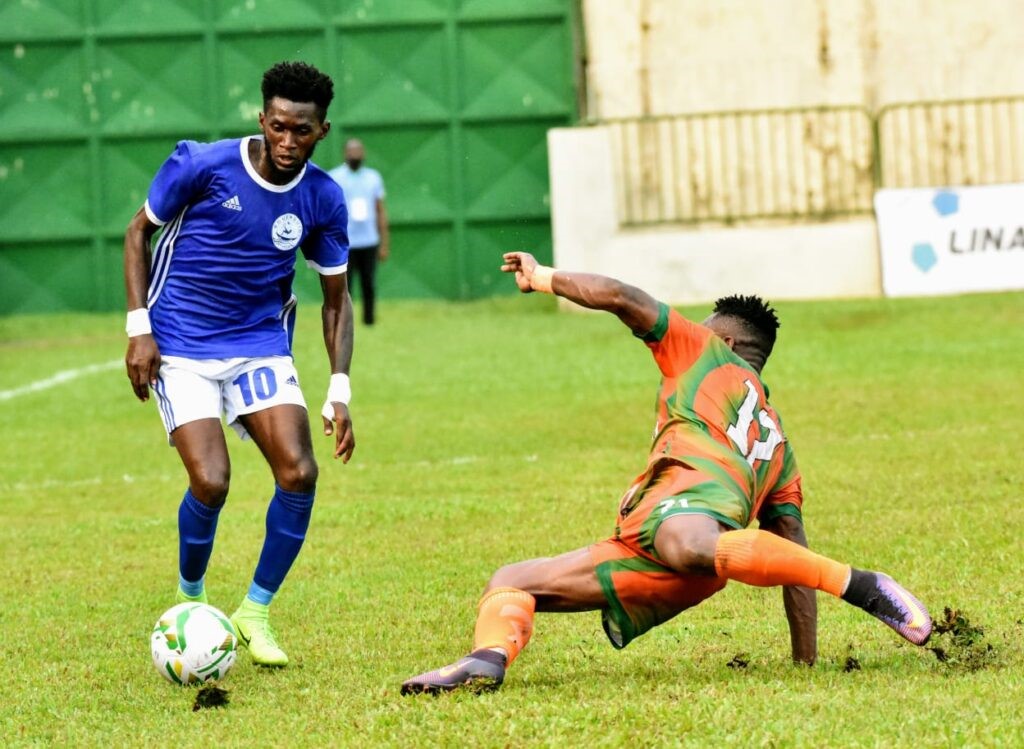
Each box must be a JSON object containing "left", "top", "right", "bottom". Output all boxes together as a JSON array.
[
  {"left": 485, "top": 565, "right": 522, "bottom": 592},
  {"left": 656, "top": 523, "right": 719, "bottom": 575},
  {"left": 485, "top": 560, "right": 539, "bottom": 594},
  {"left": 189, "top": 469, "right": 230, "bottom": 508},
  {"left": 275, "top": 455, "right": 318, "bottom": 493}
]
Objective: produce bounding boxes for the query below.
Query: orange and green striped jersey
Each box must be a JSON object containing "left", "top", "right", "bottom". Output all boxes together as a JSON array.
[{"left": 633, "top": 303, "right": 802, "bottom": 527}]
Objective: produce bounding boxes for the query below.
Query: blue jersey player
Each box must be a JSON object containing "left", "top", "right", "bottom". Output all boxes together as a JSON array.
[{"left": 124, "top": 61, "right": 354, "bottom": 667}]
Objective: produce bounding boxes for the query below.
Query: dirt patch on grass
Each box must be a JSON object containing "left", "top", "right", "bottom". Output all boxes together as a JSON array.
[
  {"left": 841, "top": 642, "right": 861, "bottom": 673},
  {"left": 192, "top": 684, "right": 230, "bottom": 711},
  {"left": 927, "top": 607, "right": 996, "bottom": 672},
  {"left": 726, "top": 653, "right": 749, "bottom": 669}
]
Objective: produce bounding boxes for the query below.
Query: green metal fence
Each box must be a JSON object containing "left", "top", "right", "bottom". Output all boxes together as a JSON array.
[{"left": 0, "top": 0, "right": 581, "bottom": 314}]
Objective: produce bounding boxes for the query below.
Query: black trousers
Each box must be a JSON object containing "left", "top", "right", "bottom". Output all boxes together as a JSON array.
[{"left": 347, "top": 245, "right": 378, "bottom": 325}]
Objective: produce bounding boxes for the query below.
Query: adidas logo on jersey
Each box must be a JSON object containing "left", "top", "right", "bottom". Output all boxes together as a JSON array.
[
  {"left": 221, "top": 195, "right": 242, "bottom": 211},
  {"left": 285, "top": 375, "right": 299, "bottom": 386}
]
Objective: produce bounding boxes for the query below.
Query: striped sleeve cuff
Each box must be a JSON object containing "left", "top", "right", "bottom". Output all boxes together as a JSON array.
[
  {"left": 759, "top": 502, "right": 804, "bottom": 524},
  {"left": 144, "top": 200, "right": 167, "bottom": 227},
  {"left": 306, "top": 259, "right": 348, "bottom": 276},
  {"left": 636, "top": 302, "right": 670, "bottom": 343}
]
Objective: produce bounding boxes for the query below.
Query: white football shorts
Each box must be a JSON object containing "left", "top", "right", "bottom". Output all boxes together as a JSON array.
[{"left": 153, "top": 355, "right": 307, "bottom": 443}]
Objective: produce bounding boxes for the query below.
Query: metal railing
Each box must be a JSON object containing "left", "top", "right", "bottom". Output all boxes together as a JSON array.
[
  {"left": 601, "top": 96, "right": 1024, "bottom": 226},
  {"left": 877, "top": 97, "right": 1024, "bottom": 188},
  {"left": 604, "top": 107, "right": 875, "bottom": 225}
]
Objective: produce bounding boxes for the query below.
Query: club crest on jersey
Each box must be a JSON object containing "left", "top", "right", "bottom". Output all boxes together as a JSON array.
[{"left": 271, "top": 213, "right": 303, "bottom": 251}]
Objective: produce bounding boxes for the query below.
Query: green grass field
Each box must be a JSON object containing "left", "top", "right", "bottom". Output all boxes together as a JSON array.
[{"left": 2, "top": 291, "right": 1023, "bottom": 747}]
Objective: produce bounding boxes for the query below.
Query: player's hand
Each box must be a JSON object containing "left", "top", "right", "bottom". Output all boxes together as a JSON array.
[
  {"left": 125, "top": 334, "right": 161, "bottom": 402},
  {"left": 321, "top": 401, "right": 355, "bottom": 462},
  {"left": 378, "top": 242, "right": 390, "bottom": 262},
  {"left": 501, "top": 251, "right": 537, "bottom": 293}
]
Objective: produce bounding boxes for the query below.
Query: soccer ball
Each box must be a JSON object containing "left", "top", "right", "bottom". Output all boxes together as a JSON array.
[{"left": 151, "top": 603, "right": 237, "bottom": 685}]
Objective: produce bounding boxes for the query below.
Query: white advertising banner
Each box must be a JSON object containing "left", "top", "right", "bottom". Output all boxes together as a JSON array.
[{"left": 874, "top": 184, "right": 1024, "bottom": 297}]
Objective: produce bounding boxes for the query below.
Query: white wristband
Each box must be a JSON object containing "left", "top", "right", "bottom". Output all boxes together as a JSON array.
[
  {"left": 327, "top": 373, "right": 351, "bottom": 405},
  {"left": 125, "top": 308, "right": 152, "bottom": 337},
  {"left": 531, "top": 265, "right": 555, "bottom": 294},
  {"left": 321, "top": 373, "right": 351, "bottom": 422}
]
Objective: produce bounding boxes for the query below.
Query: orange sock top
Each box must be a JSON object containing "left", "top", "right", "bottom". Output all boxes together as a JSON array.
[
  {"left": 473, "top": 587, "right": 536, "bottom": 665},
  {"left": 714, "top": 529, "right": 850, "bottom": 598}
]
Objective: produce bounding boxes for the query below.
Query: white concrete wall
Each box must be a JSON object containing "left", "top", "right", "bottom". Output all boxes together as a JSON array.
[
  {"left": 559, "top": 0, "right": 1024, "bottom": 302},
  {"left": 583, "top": 0, "right": 1024, "bottom": 118},
  {"left": 549, "top": 126, "right": 880, "bottom": 305},
  {"left": 584, "top": 0, "right": 864, "bottom": 116},
  {"left": 872, "top": 0, "right": 1024, "bottom": 104}
]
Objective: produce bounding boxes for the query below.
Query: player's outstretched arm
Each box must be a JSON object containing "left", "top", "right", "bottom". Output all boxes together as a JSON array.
[
  {"left": 500, "top": 252, "right": 660, "bottom": 336},
  {"left": 319, "top": 272, "right": 356, "bottom": 462},
  {"left": 761, "top": 513, "right": 818, "bottom": 665},
  {"left": 123, "top": 206, "right": 162, "bottom": 402}
]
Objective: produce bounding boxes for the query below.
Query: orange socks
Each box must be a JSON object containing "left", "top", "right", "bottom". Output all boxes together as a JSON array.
[
  {"left": 473, "top": 587, "right": 536, "bottom": 664},
  {"left": 714, "top": 529, "right": 850, "bottom": 597}
]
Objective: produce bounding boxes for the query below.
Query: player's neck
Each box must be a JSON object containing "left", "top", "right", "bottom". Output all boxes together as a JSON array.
[{"left": 249, "top": 137, "right": 294, "bottom": 186}]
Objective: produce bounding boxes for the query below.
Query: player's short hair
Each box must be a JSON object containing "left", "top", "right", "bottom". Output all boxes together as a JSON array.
[
  {"left": 261, "top": 61, "right": 334, "bottom": 120},
  {"left": 712, "top": 294, "right": 780, "bottom": 358}
]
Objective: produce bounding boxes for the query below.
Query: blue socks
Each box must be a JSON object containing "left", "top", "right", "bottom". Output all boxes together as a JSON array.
[
  {"left": 250, "top": 485, "right": 315, "bottom": 605},
  {"left": 178, "top": 485, "right": 314, "bottom": 606},
  {"left": 178, "top": 488, "right": 222, "bottom": 588},
  {"left": 246, "top": 581, "right": 275, "bottom": 606},
  {"left": 179, "top": 576, "right": 206, "bottom": 598}
]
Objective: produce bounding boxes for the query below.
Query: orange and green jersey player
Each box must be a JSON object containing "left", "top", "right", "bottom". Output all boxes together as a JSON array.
[
  {"left": 590, "top": 302, "right": 803, "bottom": 648},
  {"left": 623, "top": 301, "right": 802, "bottom": 530}
]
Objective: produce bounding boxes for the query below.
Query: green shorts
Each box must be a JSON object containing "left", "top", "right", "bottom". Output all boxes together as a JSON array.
[{"left": 590, "top": 463, "right": 742, "bottom": 648}]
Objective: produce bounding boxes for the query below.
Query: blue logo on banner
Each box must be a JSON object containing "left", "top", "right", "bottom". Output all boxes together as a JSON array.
[
  {"left": 912, "top": 242, "right": 937, "bottom": 272},
  {"left": 932, "top": 190, "right": 959, "bottom": 217}
]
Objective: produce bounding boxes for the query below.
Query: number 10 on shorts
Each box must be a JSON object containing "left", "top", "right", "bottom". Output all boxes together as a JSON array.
[{"left": 232, "top": 367, "right": 278, "bottom": 407}]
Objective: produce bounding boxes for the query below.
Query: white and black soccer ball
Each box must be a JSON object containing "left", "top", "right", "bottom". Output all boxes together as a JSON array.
[{"left": 151, "top": 603, "right": 237, "bottom": 685}]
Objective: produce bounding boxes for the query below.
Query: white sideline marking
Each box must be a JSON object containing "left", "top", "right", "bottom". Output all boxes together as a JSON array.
[
  {"left": 2, "top": 472, "right": 177, "bottom": 493},
  {"left": 0, "top": 358, "right": 121, "bottom": 402}
]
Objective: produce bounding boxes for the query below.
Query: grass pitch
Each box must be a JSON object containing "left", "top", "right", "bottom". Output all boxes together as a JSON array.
[{"left": 2, "top": 292, "right": 1023, "bottom": 747}]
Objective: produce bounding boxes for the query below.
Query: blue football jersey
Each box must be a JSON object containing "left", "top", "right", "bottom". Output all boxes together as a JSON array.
[{"left": 144, "top": 136, "right": 349, "bottom": 359}]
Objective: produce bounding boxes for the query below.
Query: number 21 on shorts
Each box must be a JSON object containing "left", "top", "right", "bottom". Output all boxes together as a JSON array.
[{"left": 232, "top": 367, "right": 278, "bottom": 407}]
